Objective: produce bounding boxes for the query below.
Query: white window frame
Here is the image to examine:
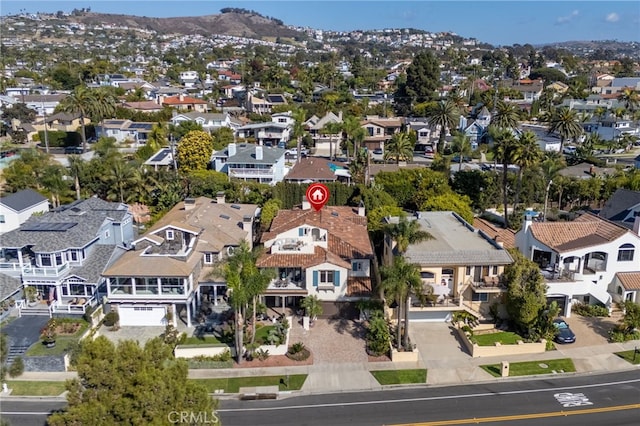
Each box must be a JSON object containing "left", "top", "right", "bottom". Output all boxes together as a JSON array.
[{"left": 166, "top": 230, "right": 175, "bottom": 240}]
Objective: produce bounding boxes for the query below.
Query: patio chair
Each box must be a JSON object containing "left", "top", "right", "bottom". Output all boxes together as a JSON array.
[
  {"left": 70, "top": 297, "right": 78, "bottom": 305},
  {"left": 77, "top": 298, "right": 87, "bottom": 305}
]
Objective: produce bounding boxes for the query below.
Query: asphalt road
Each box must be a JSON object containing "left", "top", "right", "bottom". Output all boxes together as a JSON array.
[
  {"left": 3, "top": 371, "right": 638, "bottom": 425},
  {"left": 218, "top": 370, "right": 640, "bottom": 426}
]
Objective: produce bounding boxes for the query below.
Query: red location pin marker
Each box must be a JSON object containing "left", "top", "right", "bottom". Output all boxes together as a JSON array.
[{"left": 306, "top": 183, "right": 330, "bottom": 211}]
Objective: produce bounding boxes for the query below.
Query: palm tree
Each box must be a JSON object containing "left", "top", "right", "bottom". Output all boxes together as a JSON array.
[
  {"left": 58, "top": 86, "right": 96, "bottom": 153},
  {"left": 490, "top": 128, "right": 519, "bottom": 228},
  {"left": 383, "top": 132, "right": 414, "bottom": 164},
  {"left": 380, "top": 256, "right": 423, "bottom": 350},
  {"left": 545, "top": 107, "right": 583, "bottom": 154},
  {"left": 104, "top": 161, "right": 135, "bottom": 203},
  {"left": 348, "top": 147, "right": 369, "bottom": 185},
  {"left": 322, "top": 121, "right": 343, "bottom": 161},
  {"left": 450, "top": 132, "right": 472, "bottom": 172},
  {"left": 89, "top": 87, "right": 117, "bottom": 134},
  {"left": 342, "top": 115, "right": 364, "bottom": 160},
  {"left": 513, "top": 130, "right": 542, "bottom": 209},
  {"left": 618, "top": 87, "right": 639, "bottom": 113},
  {"left": 490, "top": 100, "right": 520, "bottom": 130},
  {"left": 383, "top": 216, "right": 433, "bottom": 262},
  {"left": 300, "top": 295, "right": 323, "bottom": 324},
  {"left": 426, "top": 100, "right": 459, "bottom": 155},
  {"left": 67, "top": 154, "right": 85, "bottom": 200},
  {"left": 291, "top": 108, "right": 307, "bottom": 164}
]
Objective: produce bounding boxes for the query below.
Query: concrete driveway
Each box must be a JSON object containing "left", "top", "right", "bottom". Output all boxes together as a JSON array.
[{"left": 557, "top": 315, "right": 619, "bottom": 348}]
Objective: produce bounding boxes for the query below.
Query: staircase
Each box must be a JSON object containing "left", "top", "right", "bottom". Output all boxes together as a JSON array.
[
  {"left": 609, "top": 305, "right": 624, "bottom": 322},
  {"left": 6, "top": 344, "right": 30, "bottom": 365},
  {"left": 19, "top": 305, "right": 51, "bottom": 316}
]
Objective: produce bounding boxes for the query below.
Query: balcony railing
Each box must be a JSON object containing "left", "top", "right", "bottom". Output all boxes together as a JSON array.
[
  {"left": 22, "top": 263, "right": 70, "bottom": 278},
  {"left": 267, "top": 278, "right": 305, "bottom": 291},
  {"left": 228, "top": 167, "right": 274, "bottom": 178}
]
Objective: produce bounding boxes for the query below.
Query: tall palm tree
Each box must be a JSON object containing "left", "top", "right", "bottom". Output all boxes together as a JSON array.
[
  {"left": 545, "top": 107, "right": 583, "bottom": 154},
  {"left": 380, "top": 256, "right": 423, "bottom": 350},
  {"left": 383, "top": 216, "right": 433, "bottom": 261},
  {"left": 450, "top": 132, "right": 472, "bottom": 172},
  {"left": 67, "top": 154, "right": 85, "bottom": 200},
  {"left": 58, "top": 86, "right": 96, "bottom": 153},
  {"left": 291, "top": 108, "right": 307, "bottom": 164},
  {"left": 490, "top": 128, "right": 519, "bottom": 228},
  {"left": 322, "top": 121, "right": 343, "bottom": 161},
  {"left": 618, "top": 87, "right": 639, "bottom": 113},
  {"left": 342, "top": 115, "right": 364, "bottom": 160},
  {"left": 490, "top": 100, "right": 521, "bottom": 130},
  {"left": 513, "top": 130, "right": 542, "bottom": 210},
  {"left": 348, "top": 147, "right": 369, "bottom": 185},
  {"left": 104, "top": 161, "right": 135, "bottom": 203},
  {"left": 426, "top": 100, "right": 459, "bottom": 155},
  {"left": 383, "top": 132, "right": 414, "bottom": 165},
  {"left": 90, "top": 87, "right": 118, "bottom": 134}
]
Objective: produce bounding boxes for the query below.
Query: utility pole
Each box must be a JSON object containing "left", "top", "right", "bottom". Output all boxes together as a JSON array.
[{"left": 41, "top": 100, "right": 49, "bottom": 154}]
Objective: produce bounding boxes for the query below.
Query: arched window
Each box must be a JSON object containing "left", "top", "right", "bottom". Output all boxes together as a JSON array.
[{"left": 617, "top": 243, "right": 635, "bottom": 262}]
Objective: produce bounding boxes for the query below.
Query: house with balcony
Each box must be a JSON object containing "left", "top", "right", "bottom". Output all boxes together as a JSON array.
[
  {"left": 169, "top": 112, "right": 240, "bottom": 133},
  {"left": 211, "top": 143, "right": 287, "bottom": 184},
  {"left": 97, "top": 120, "right": 155, "bottom": 144},
  {"left": 383, "top": 212, "right": 514, "bottom": 322},
  {"left": 0, "top": 197, "right": 134, "bottom": 315},
  {"left": 361, "top": 116, "right": 403, "bottom": 151},
  {"left": 0, "top": 189, "right": 49, "bottom": 235},
  {"left": 515, "top": 212, "right": 640, "bottom": 317},
  {"left": 236, "top": 121, "right": 291, "bottom": 147},
  {"left": 256, "top": 200, "right": 374, "bottom": 317},
  {"left": 102, "top": 195, "right": 259, "bottom": 327}
]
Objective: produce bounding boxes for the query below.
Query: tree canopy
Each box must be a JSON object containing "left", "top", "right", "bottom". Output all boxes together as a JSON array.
[
  {"left": 48, "top": 336, "right": 218, "bottom": 426},
  {"left": 177, "top": 130, "right": 214, "bottom": 173}
]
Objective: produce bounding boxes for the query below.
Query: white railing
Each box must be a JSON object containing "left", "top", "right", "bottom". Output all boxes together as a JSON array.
[
  {"left": 23, "top": 263, "right": 70, "bottom": 278},
  {"left": 228, "top": 168, "right": 274, "bottom": 177}
]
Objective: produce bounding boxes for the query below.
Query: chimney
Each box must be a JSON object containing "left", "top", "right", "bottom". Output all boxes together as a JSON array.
[
  {"left": 358, "top": 200, "right": 365, "bottom": 217},
  {"left": 634, "top": 211, "right": 640, "bottom": 236},
  {"left": 216, "top": 191, "right": 225, "bottom": 204},
  {"left": 179, "top": 93, "right": 184, "bottom": 102},
  {"left": 228, "top": 143, "right": 237, "bottom": 157},
  {"left": 184, "top": 197, "right": 196, "bottom": 211},
  {"left": 494, "top": 236, "right": 504, "bottom": 248},
  {"left": 242, "top": 215, "right": 253, "bottom": 243},
  {"left": 255, "top": 145, "right": 263, "bottom": 160},
  {"left": 302, "top": 195, "right": 311, "bottom": 210}
]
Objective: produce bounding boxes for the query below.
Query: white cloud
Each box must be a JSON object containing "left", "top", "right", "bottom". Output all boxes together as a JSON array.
[
  {"left": 556, "top": 10, "right": 579, "bottom": 24},
  {"left": 605, "top": 13, "right": 620, "bottom": 23}
]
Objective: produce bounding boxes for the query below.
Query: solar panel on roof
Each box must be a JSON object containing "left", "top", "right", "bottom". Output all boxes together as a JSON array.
[
  {"left": 21, "top": 222, "right": 78, "bottom": 232},
  {"left": 150, "top": 150, "right": 171, "bottom": 162}
]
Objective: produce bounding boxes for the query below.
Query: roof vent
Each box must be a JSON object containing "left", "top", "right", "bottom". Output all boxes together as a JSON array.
[
  {"left": 331, "top": 211, "right": 339, "bottom": 217},
  {"left": 231, "top": 204, "right": 241, "bottom": 210},
  {"left": 219, "top": 214, "right": 230, "bottom": 220}
]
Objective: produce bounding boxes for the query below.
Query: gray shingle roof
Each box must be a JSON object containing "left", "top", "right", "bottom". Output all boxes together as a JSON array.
[
  {"left": 1, "top": 197, "right": 128, "bottom": 252},
  {"left": 68, "top": 245, "right": 125, "bottom": 284},
  {"left": 401, "top": 211, "right": 513, "bottom": 266},
  {"left": 598, "top": 188, "right": 640, "bottom": 230},
  {"left": 0, "top": 273, "right": 21, "bottom": 301},
  {"left": 0, "top": 189, "right": 48, "bottom": 212},
  {"left": 216, "top": 144, "right": 285, "bottom": 165}
]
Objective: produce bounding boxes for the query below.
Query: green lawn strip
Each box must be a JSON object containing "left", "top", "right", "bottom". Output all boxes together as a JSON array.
[
  {"left": 6, "top": 381, "right": 67, "bottom": 396},
  {"left": 192, "top": 374, "right": 307, "bottom": 393},
  {"left": 615, "top": 350, "right": 640, "bottom": 365},
  {"left": 472, "top": 331, "right": 523, "bottom": 346},
  {"left": 370, "top": 369, "right": 427, "bottom": 385},
  {"left": 481, "top": 358, "right": 576, "bottom": 377},
  {"left": 254, "top": 325, "right": 276, "bottom": 344},
  {"left": 26, "top": 337, "right": 77, "bottom": 356},
  {"left": 182, "top": 335, "right": 223, "bottom": 345}
]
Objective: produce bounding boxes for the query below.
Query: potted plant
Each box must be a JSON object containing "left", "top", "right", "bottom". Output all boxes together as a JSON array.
[
  {"left": 8, "top": 298, "right": 15, "bottom": 307},
  {"left": 0, "top": 301, "right": 8, "bottom": 311},
  {"left": 24, "top": 286, "right": 38, "bottom": 307},
  {"left": 41, "top": 319, "right": 58, "bottom": 348}
]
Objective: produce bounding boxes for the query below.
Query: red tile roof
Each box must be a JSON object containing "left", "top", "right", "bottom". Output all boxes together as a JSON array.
[
  {"left": 473, "top": 218, "right": 516, "bottom": 249},
  {"left": 162, "top": 95, "right": 207, "bottom": 105},
  {"left": 616, "top": 272, "right": 640, "bottom": 291},
  {"left": 347, "top": 277, "right": 372, "bottom": 296}
]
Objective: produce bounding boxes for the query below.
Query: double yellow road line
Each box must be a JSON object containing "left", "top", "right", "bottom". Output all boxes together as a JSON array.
[{"left": 390, "top": 403, "right": 640, "bottom": 425}]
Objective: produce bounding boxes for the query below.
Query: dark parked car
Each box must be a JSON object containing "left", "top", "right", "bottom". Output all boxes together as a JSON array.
[
  {"left": 64, "top": 146, "right": 84, "bottom": 154},
  {"left": 451, "top": 155, "right": 472, "bottom": 163},
  {"left": 553, "top": 319, "right": 576, "bottom": 344}
]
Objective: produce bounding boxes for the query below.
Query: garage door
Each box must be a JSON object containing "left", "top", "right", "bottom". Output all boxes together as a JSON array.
[
  {"left": 408, "top": 310, "right": 452, "bottom": 322},
  {"left": 118, "top": 306, "right": 166, "bottom": 326}
]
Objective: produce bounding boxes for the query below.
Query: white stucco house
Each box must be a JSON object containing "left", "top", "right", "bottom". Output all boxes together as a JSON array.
[
  {"left": 515, "top": 212, "right": 640, "bottom": 317},
  {"left": 0, "top": 189, "right": 49, "bottom": 235}
]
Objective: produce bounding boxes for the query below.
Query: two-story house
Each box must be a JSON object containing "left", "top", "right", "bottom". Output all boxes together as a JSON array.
[
  {"left": 102, "top": 195, "right": 259, "bottom": 327},
  {"left": 515, "top": 212, "right": 640, "bottom": 316},
  {"left": 384, "top": 212, "right": 514, "bottom": 322},
  {"left": 97, "top": 120, "right": 155, "bottom": 144},
  {"left": 161, "top": 94, "right": 208, "bottom": 113},
  {"left": 0, "top": 189, "right": 49, "bottom": 235},
  {"left": 169, "top": 112, "right": 240, "bottom": 134},
  {"left": 361, "top": 116, "right": 403, "bottom": 151},
  {"left": 0, "top": 197, "right": 134, "bottom": 315},
  {"left": 236, "top": 121, "right": 291, "bottom": 147},
  {"left": 256, "top": 199, "right": 374, "bottom": 317},
  {"left": 211, "top": 143, "right": 287, "bottom": 184}
]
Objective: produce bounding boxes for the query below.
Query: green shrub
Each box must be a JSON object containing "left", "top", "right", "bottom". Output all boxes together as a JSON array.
[
  {"left": 8, "top": 356, "right": 24, "bottom": 377},
  {"left": 103, "top": 311, "right": 119, "bottom": 327},
  {"left": 366, "top": 311, "right": 391, "bottom": 357},
  {"left": 572, "top": 302, "right": 609, "bottom": 317},
  {"left": 286, "top": 342, "right": 311, "bottom": 361},
  {"left": 255, "top": 348, "right": 270, "bottom": 361}
]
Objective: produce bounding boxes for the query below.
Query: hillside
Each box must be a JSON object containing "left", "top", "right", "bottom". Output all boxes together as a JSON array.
[{"left": 73, "top": 11, "right": 304, "bottom": 39}]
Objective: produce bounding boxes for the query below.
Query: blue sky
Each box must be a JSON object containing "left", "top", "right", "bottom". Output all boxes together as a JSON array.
[{"left": 3, "top": 1, "right": 639, "bottom": 45}]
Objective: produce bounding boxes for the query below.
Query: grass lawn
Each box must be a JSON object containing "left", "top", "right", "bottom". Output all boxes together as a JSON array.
[
  {"left": 192, "top": 374, "right": 307, "bottom": 393},
  {"left": 254, "top": 325, "right": 276, "bottom": 344},
  {"left": 481, "top": 358, "right": 576, "bottom": 377},
  {"left": 182, "top": 335, "right": 224, "bottom": 345},
  {"left": 472, "top": 331, "right": 523, "bottom": 346},
  {"left": 25, "top": 320, "right": 89, "bottom": 356},
  {"left": 370, "top": 369, "right": 427, "bottom": 385},
  {"left": 6, "top": 381, "right": 67, "bottom": 396},
  {"left": 615, "top": 350, "right": 640, "bottom": 365}
]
